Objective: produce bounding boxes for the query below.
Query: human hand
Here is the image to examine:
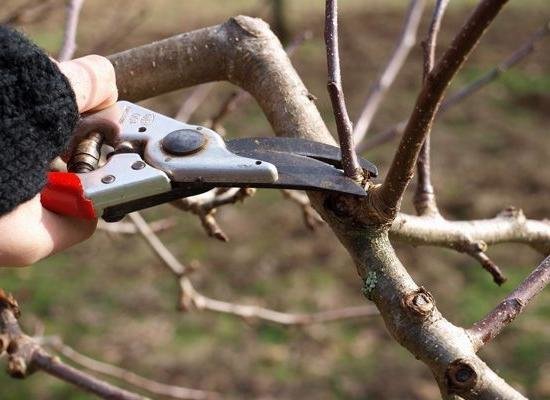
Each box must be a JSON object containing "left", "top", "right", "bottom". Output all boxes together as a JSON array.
[
  {"left": 55, "top": 54, "right": 118, "bottom": 113},
  {"left": 0, "top": 55, "right": 117, "bottom": 267}
]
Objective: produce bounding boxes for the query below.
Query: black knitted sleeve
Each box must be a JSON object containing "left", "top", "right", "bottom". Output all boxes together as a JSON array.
[{"left": 0, "top": 25, "right": 79, "bottom": 216}]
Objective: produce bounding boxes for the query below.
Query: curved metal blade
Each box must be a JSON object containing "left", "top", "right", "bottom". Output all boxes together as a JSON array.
[
  {"left": 225, "top": 148, "right": 367, "bottom": 196},
  {"left": 227, "top": 137, "right": 378, "bottom": 178}
]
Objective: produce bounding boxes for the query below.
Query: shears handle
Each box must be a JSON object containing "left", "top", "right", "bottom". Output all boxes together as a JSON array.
[{"left": 41, "top": 172, "right": 97, "bottom": 219}]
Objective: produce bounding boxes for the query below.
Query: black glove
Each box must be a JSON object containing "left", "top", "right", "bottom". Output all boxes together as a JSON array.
[{"left": 0, "top": 25, "right": 79, "bottom": 216}]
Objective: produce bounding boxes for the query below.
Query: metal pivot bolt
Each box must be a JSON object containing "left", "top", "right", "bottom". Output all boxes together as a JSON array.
[
  {"left": 161, "top": 129, "right": 207, "bottom": 156},
  {"left": 68, "top": 132, "right": 104, "bottom": 173}
]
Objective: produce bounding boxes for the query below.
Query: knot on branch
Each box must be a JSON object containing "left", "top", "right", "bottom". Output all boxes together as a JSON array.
[
  {"left": 322, "top": 185, "right": 396, "bottom": 228},
  {"left": 0, "top": 289, "right": 20, "bottom": 319},
  {"left": 498, "top": 206, "right": 525, "bottom": 222},
  {"left": 228, "top": 15, "right": 270, "bottom": 39},
  {"left": 401, "top": 287, "right": 435, "bottom": 318},
  {"left": 445, "top": 358, "right": 478, "bottom": 394}
]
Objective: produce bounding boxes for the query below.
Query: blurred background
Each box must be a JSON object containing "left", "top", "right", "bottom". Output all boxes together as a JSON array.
[{"left": 1, "top": 0, "right": 549, "bottom": 398}]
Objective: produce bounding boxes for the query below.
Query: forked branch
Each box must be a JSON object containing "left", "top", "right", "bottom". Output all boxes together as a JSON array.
[{"left": 379, "top": 0, "right": 509, "bottom": 216}]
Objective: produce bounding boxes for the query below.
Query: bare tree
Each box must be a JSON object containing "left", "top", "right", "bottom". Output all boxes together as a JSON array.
[{"left": 2, "top": 0, "right": 549, "bottom": 398}]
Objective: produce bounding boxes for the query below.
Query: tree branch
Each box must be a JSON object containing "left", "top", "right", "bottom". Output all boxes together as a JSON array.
[
  {"left": 359, "top": 21, "right": 550, "bottom": 152},
  {"left": 58, "top": 0, "right": 85, "bottom": 61},
  {"left": 353, "top": 0, "right": 425, "bottom": 145},
  {"left": 414, "top": 0, "right": 449, "bottom": 217},
  {"left": 324, "top": 0, "right": 363, "bottom": 181},
  {"left": 41, "top": 336, "right": 216, "bottom": 400},
  {"left": 128, "top": 212, "right": 378, "bottom": 325},
  {"left": 0, "top": 290, "right": 146, "bottom": 400},
  {"left": 379, "top": 0, "right": 509, "bottom": 216},
  {"left": 391, "top": 208, "right": 550, "bottom": 255},
  {"left": 108, "top": 15, "right": 529, "bottom": 397},
  {"left": 468, "top": 255, "right": 550, "bottom": 351}
]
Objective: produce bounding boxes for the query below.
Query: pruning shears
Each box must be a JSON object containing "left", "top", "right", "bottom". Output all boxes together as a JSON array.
[{"left": 41, "top": 101, "right": 378, "bottom": 222}]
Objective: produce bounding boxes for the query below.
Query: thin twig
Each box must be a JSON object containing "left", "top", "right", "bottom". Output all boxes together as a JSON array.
[
  {"left": 379, "top": 0, "right": 509, "bottom": 217},
  {"left": 281, "top": 189, "right": 324, "bottom": 230},
  {"left": 468, "top": 255, "right": 550, "bottom": 350},
  {"left": 465, "top": 241, "right": 506, "bottom": 285},
  {"left": 128, "top": 213, "right": 378, "bottom": 325},
  {"left": 353, "top": 0, "right": 425, "bottom": 145},
  {"left": 97, "top": 218, "right": 176, "bottom": 235},
  {"left": 0, "top": 291, "right": 146, "bottom": 400},
  {"left": 41, "top": 337, "right": 216, "bottom": 400},
  {"left": 324, "top": 0, "right": 363, "bottom": 181},
  {"left": 413, "top": 0, "right": 449, "bottom": 217},
  {"left": 171, "top": 188, "right": 256, "bottom": 242},
  {"left": 58, "top": 0, "right": 85, "bottom": 61},
  {"left": 175, "top": 83, "right": 215, "bottom": 122},
  {"left": 359, "top": 21, "right": 550, "bottom": 152}
]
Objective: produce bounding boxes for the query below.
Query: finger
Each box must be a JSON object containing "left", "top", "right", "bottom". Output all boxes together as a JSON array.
[
  {"left": 57, "top": 55, "right": 118, "bottom": 113},
  {"left": 0, "top": 195, "right": 97, "bottom": 267}
]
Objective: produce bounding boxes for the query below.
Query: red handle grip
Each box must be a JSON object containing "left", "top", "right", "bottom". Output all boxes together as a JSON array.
[{"left": 41, "top": 172, "right": 97, "bottom": 219}]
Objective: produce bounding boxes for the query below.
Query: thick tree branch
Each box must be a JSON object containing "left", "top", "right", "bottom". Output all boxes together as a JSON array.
[
  {"left": 468, "top": 255, "right": 550, "bottom": 351},
  {"left": 324, "top": 0, "right": 363, "bottom": 181},
  {"left": 379, "top": 0, "right": 509, "bottom": 216},
  {"left": 353, "top": 0, "right": 425, "bottom": 145}
]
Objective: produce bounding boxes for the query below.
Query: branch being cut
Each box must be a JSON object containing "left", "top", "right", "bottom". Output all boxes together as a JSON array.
[
  {"left": 0, "top": 290, "right": 146, "bottom": 400},
  {"left": 353, "top": 0, "right": 425, "bottom": 145},
  {"left": 58, "top": 0, "right": 85, "bottom": 61},
  {"left": 379, "top": 0, "right": 508, "bottom": 217},
  {"left": 468, "top": 255, "right": 550, "bottom": 351},
  {"left": 41, "top": 336, "right": 216, "bottom": 400},
  {"left": 324, "top": 0, "right": 363, "bottom": 181},
  {"left": 359, "top": 21, "right": 550, "bottom": 152},
  {"left": 414, "top": 0, "right": 449, "bottom": 217}
]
